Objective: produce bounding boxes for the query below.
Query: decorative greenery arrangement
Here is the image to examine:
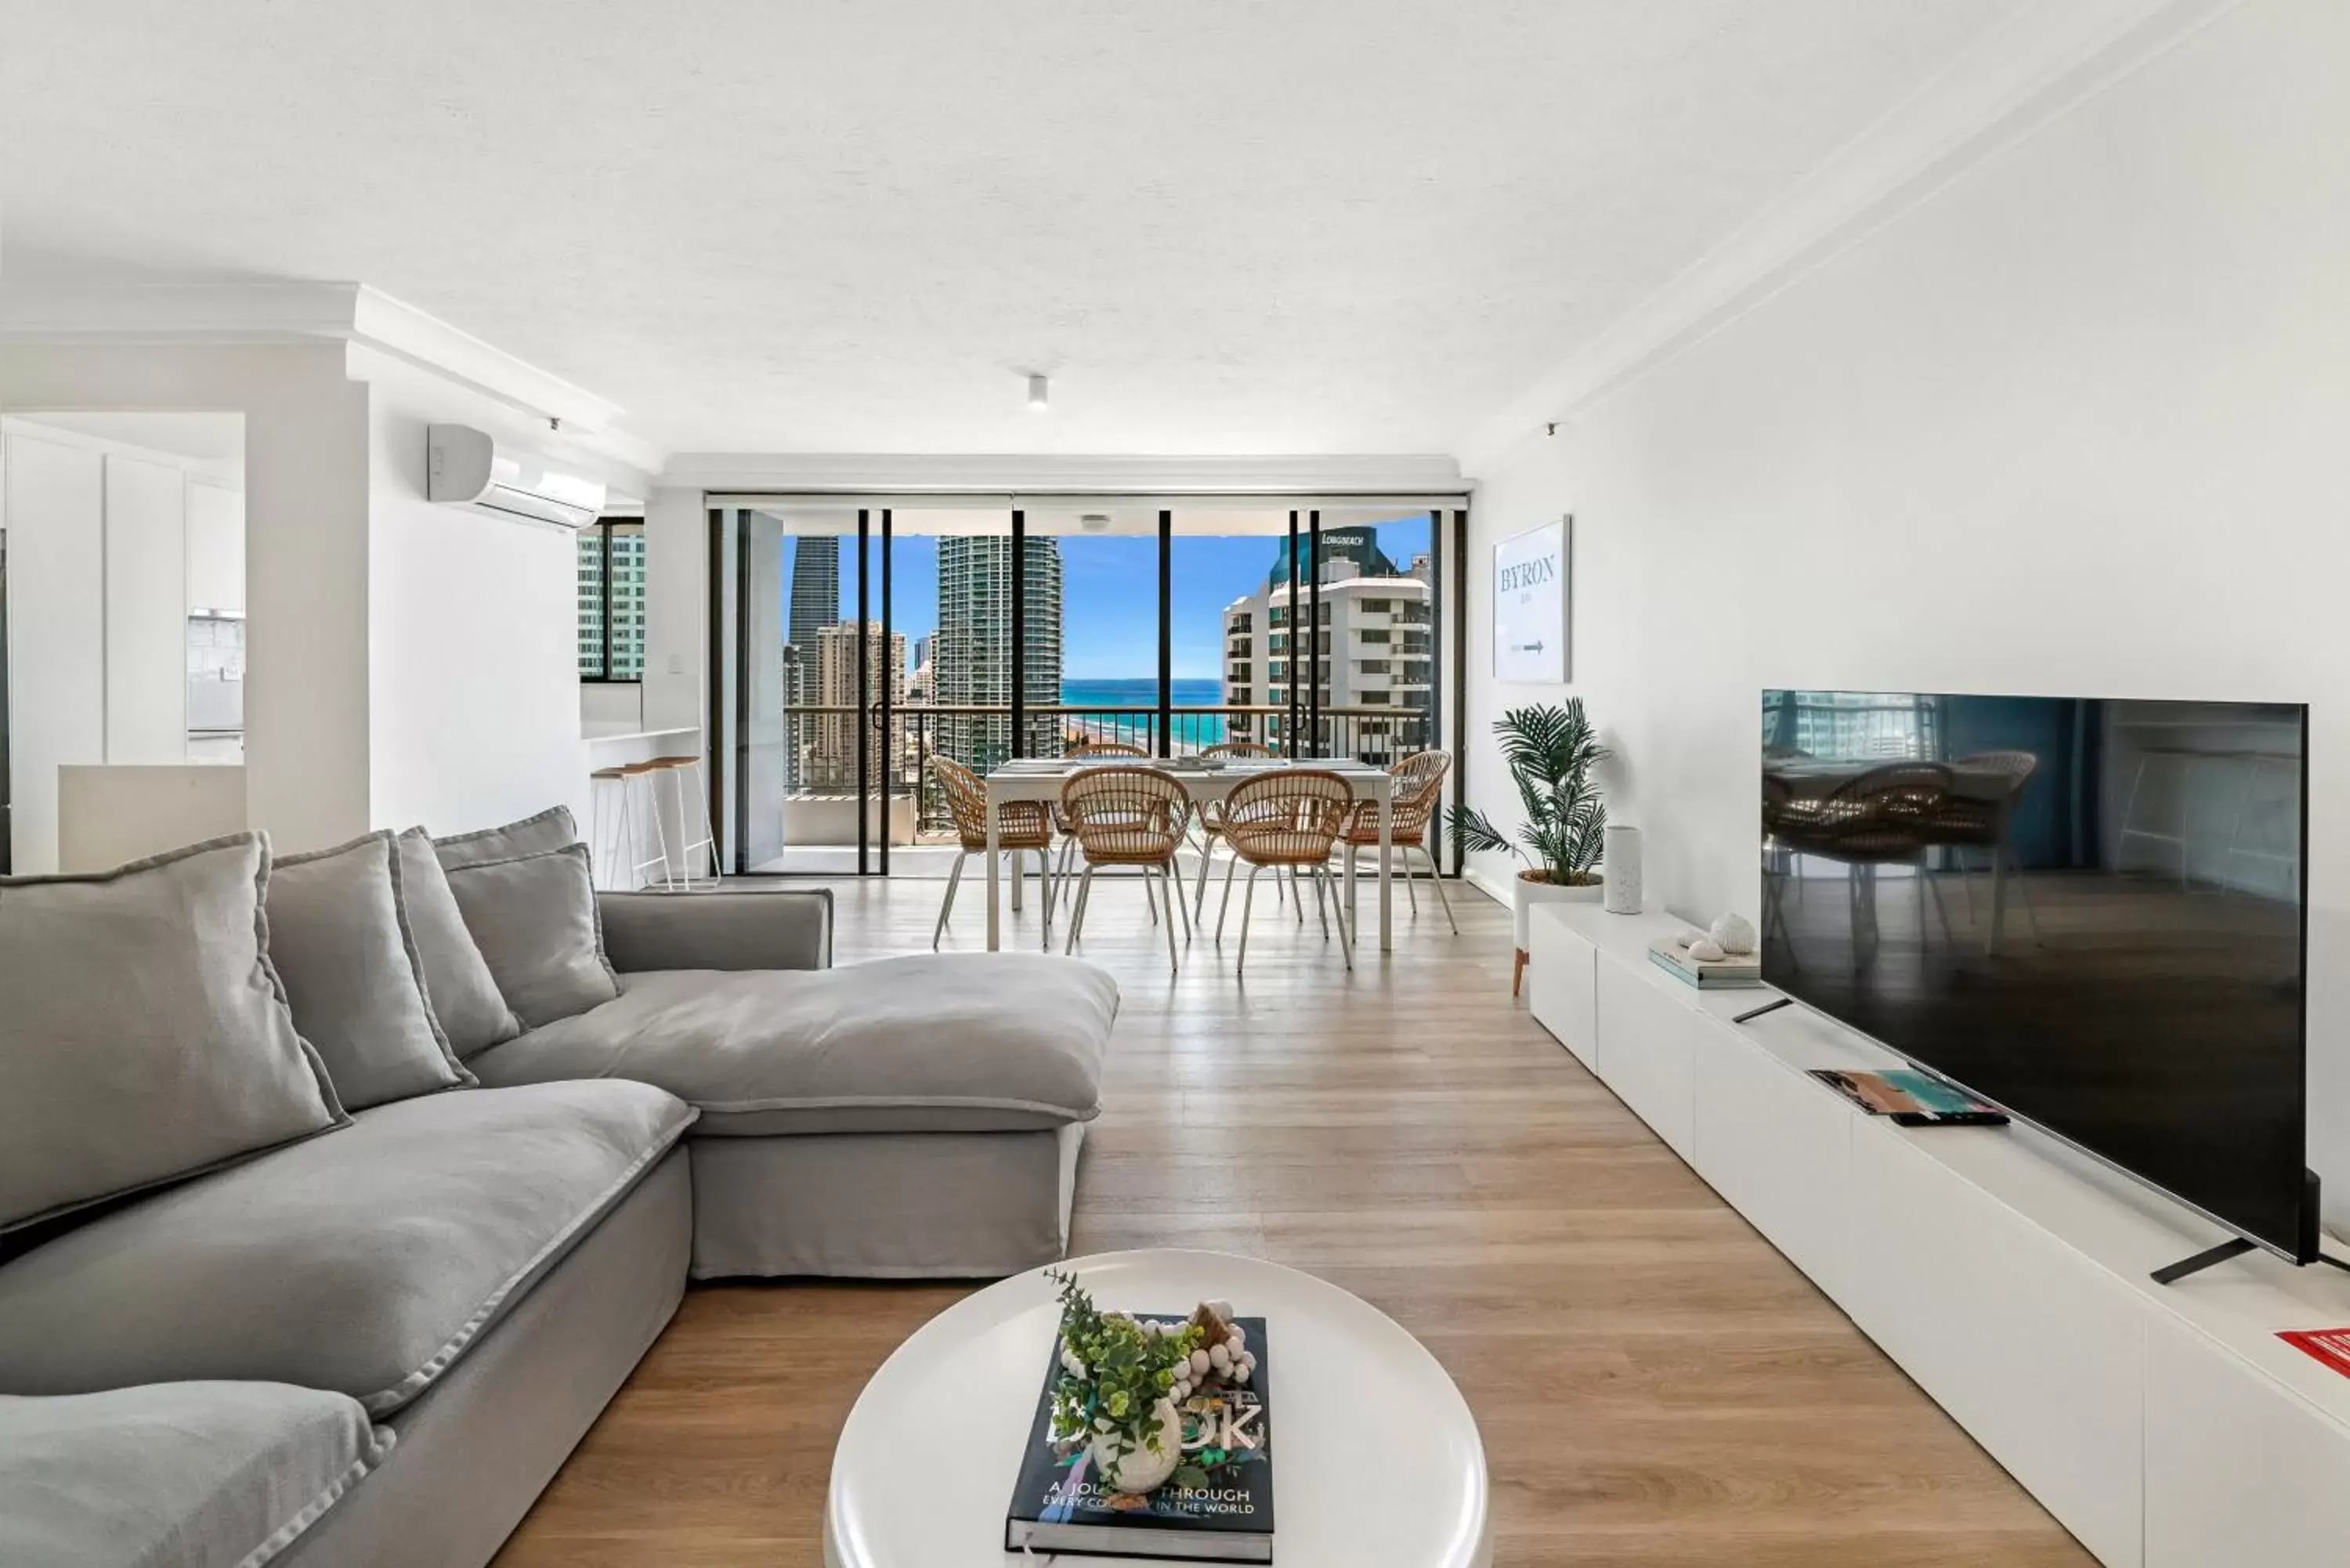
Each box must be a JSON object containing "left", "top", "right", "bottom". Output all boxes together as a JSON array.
[
  {"left": 1448, "top": 699, "right": 1611, "bottom": 886},
  {"left": 1047, "top": 1270, "right": 1204, "bottom": 1469}
]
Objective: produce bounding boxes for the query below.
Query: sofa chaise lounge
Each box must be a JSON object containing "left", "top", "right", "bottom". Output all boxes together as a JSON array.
[{"left": 0, "top": 814, "right": 1117, "bottom": 1568}]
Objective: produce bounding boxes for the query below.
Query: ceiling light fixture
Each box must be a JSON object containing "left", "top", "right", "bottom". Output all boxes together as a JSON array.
[{"left": 1026, "top": 374, "right": 1050, "bottom": 412}]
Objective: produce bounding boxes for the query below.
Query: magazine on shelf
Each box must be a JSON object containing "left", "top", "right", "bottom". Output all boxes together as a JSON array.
[{"left": 1809, "top": 1068, "right": 2009, "bottom": 1126}]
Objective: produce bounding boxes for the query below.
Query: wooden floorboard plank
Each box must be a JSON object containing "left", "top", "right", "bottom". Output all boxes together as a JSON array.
[{"left": 494, "top": 876, "right": 2093, "bottom": 1567}]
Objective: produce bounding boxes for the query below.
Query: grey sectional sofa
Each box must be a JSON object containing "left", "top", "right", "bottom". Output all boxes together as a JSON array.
[{"left": 0, "top": 828, "right": 1117, "bottom": 1568}]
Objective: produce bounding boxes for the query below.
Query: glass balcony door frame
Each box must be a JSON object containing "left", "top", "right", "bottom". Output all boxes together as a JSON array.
[{"left": 710, "top": 494, "right": 1470, "bottom": 879}]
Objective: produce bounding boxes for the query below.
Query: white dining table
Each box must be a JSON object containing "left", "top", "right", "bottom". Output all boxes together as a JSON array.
[{"left": 984, "top": 758, "right": 1397, "bottom": 952}]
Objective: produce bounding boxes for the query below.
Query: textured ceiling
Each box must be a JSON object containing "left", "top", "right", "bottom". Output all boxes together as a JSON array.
[{"left": 0, "top": 1, "right": 2024, "bottom": 455}]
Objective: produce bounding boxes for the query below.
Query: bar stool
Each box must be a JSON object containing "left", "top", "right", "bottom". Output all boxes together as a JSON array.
[
  {"left": 620, "top": 761, "right": 678, "bottom": 890},
  {"left": 648, "top": 754, "right": 719, "bottom": 890},
  {"left": 588, "top": 764, "right": 637, "bottom": 892}
]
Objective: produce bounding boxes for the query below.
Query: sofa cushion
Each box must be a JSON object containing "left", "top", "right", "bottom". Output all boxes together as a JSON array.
[
  {"left": 0, "top": 833, "right": 348, "bottom": 1236},
  {"left": 269, "top": 831, "right": 475, "bottom": 1110},
  {"left": 0, "top": 1382, "right": 391, "bottom": 1568},
  {"left": 432, "top": 805, "right": 578, "bottom": 873},
  {"left": 0, "top": 1081, "right": 694, "bottom": 1415},
  {"left": 466, "top": 953, "right": 1118, "bottom": 1135},
  {"left": 394, "top": 829, "right": 522, "bottom": 1058},
  {"left": 445, "top": 845, "right": 619, "bottom": 1028}
]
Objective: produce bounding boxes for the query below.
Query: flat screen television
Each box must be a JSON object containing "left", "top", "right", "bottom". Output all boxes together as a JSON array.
[{"left": 1759, "top": 691, "right": 2312, "bottom": 1264}]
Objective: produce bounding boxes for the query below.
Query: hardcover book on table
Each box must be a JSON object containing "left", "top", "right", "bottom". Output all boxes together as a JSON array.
[
  {"left": 1004, "top": 1315, "right": 1274, "bottom": 1563},
  {"left": 1646, "top": 935, "right": 1762, "bottom": 988}
]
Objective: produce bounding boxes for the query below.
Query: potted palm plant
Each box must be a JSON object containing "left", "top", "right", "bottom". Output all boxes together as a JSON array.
[{"left": 1448, "top": 700, "right": 1611, "bottom": 994}]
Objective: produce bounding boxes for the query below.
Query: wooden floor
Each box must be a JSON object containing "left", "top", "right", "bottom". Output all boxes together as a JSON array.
[{"left": 494, "top": 872, "right": 2094, "bottom": 1567}]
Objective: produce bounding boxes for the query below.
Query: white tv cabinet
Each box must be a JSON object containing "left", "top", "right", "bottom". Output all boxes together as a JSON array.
[{"left": 1528, "top": 901, "right": 2350, "bottom": 1568}]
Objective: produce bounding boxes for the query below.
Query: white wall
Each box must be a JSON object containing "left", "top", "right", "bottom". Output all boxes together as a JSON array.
[
  {"left": 1, "top": 431, "right": 106, "bottom": 871},
  {"left": 100, "top": 451, "right": 190, "bottom": 763},
  {"left": 364, "top": 377, "right": 588, "bottom": 840},
  {"left": 1462, "top": 0, "right": 2350, "bottom": 1220},
  {"left": 641, "top": 487, "right": 707, "bottom": 735}
]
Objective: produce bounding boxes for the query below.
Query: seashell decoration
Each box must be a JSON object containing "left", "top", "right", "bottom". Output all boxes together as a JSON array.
[
  {"left": 1708, "top": 912, "right": 1758, "bottom": 956},
  {"left": 1687, "top": 937, "right": 1726, "bottom": 963}
]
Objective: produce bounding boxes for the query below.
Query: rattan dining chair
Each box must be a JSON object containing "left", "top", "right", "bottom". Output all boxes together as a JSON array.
[
  {"left": 931, "top": 757, "right": 1055, "bottom": 950},
  {"left": 1060, "top": 766, "right": 1196, "bottom": 975},
  {"left": 1186, "top": 740, "right": 1275, "bottom": 919},
  {"left": 1214, "top": 769, "right": 1356, "bottom": 975},
  {"left": 1337, "top": 750, "right": 1457, "bottom": 934},
  {"left": 1050, "top": 739, "right": 1161, "bottom": 913},
  {"left": 1789, "top": 761, "right": 1961, "bottom": 948}
]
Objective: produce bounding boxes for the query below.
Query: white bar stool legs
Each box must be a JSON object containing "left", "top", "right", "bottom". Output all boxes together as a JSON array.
[
  {"left": 651, "top": 754, "right": 719, "bottom": 890},
  {"left": 589, "top": 765, "right": 637, "bottom": 892},
  {"left": 620, "top": 761, "right": 676, "bottom": 891}
]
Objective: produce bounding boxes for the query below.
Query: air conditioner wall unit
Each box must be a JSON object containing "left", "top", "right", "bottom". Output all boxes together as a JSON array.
[{"left": 426, "top": 424, "right": 609, "bottom": 529}]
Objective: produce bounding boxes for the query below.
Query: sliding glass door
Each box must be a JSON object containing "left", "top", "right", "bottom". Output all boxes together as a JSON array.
[{"left": 713, "top": 497, "right": 1466, "bottom": 878}]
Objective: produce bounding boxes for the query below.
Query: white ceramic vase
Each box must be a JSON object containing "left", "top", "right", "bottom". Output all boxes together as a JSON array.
[
  {"left": 1603, "top": 826, "right": 1643, "bottom": 915},
  {"left": 1089, "top": 1397, "right": 1184, "bottom": 1494}
]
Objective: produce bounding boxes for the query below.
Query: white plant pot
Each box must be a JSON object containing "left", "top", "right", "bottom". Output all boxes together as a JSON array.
[
  {"left": 1512, "top": 871, "right": 1603, "bottom": 952},
  {"left": 1088, "top": 1396, "right": 1184, "bottom": 1494}
]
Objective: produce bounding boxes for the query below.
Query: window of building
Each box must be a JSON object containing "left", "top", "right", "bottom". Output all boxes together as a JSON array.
[
  {"left": 1359, "top": 627, "right": 1390, "bottom": 645},
  {"left": 1360, "top": 691, "right": 1391, "bottom": 704},
  {"left": 579, "top": 519, "right": 647, "bottom": 681},
  {"left": 1358, "top": 659, "right": 1391, "bottom": 674}
]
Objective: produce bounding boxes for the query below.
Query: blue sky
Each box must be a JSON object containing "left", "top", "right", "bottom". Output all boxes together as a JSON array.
[{"left": 807, "top": 518, "right": 1430, "bottom": 681}]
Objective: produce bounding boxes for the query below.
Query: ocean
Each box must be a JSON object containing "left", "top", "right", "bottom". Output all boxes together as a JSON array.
[
  {"left": 1058, "top": 677, "right": 1229, "bottom": 749},
  {"left": 1059, "top": 677, "right": 1224, "bottom": 708}
]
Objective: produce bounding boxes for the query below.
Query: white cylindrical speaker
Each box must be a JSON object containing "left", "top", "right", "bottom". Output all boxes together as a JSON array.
[{"left": 1603, "top": 825, "right": 1643, "bottom": 915}]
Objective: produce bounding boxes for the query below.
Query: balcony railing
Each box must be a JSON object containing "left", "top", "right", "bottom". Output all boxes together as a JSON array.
[{"left": 761, "top": 703, "right": 1435, "bottom": 840}]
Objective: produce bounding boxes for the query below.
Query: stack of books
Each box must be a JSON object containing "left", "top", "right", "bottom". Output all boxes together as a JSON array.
[
  {"left": 1647, "top": 935, "right": 1762, "bottom": 988},
  {"left": 1005, "top": 1316, "right": 1276, "bottom": 1563}
]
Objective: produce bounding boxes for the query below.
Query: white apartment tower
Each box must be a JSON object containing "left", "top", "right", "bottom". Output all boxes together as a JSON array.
[{"left": 1220, "top": 533, "right": 1432, "bottom": 761}]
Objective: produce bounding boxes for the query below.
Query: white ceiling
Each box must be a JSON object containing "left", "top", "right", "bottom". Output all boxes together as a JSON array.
[{"left": 0, "top": 1, "right": 2025, "bottom": 457}]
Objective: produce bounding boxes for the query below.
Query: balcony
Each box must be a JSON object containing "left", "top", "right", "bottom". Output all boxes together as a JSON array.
[{"left": 753, "top": 703, "right": 1437, "bottom": 860}]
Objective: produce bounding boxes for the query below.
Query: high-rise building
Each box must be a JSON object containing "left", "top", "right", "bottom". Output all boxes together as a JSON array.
[
  {"left": 786, "top": 537, "right": 841, "bottom": 659},
  {"left": 811, "top": 620, "right": 909, "bottom": 788},
  {"left": 1221, "top": 547, "right": 1430, "bottom": 763},
  {"left": 1263, "top": 526, "right": 1395, "bottom": 594},
  {"left": 576, "top": 526, "right": 646, "bottom": 679},
  {"left": 780, "top": 535, "right": 842, "bottom": 788},
  {"left": 934, "top": 536, "right": 1062, "bottom": 771}
]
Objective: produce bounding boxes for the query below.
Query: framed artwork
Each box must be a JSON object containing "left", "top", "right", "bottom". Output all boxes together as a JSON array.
[{"left": 1492, "top": 515, "right": 1569, "bottom": 683}]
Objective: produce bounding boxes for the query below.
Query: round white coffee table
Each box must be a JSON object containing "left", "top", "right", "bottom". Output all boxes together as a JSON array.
[{"left": 825, "top": 1249, "right": 1489, "bottom": 1567}]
